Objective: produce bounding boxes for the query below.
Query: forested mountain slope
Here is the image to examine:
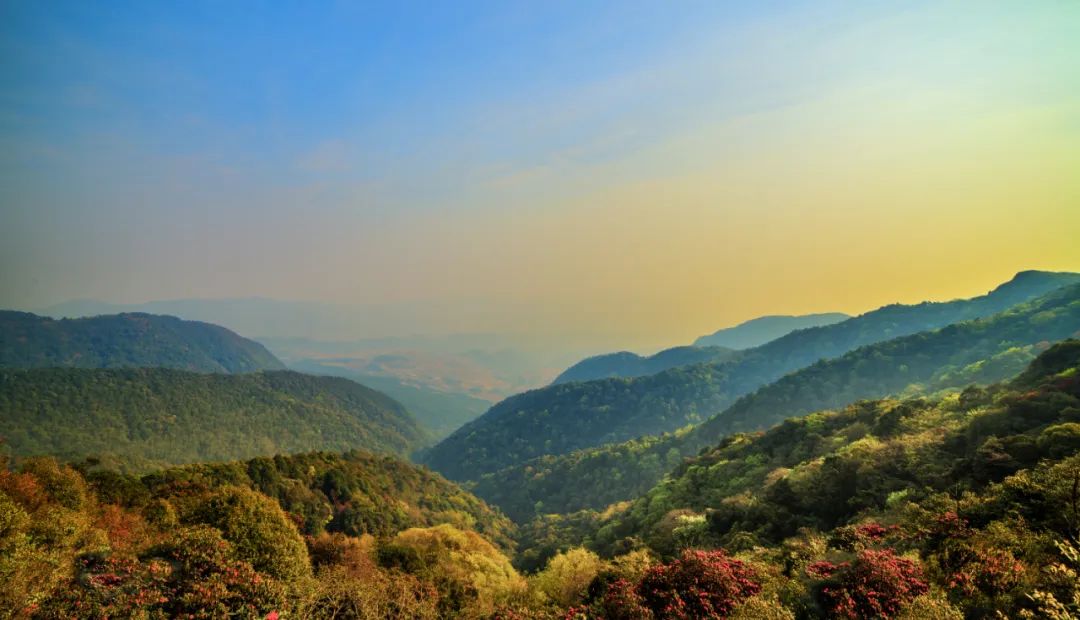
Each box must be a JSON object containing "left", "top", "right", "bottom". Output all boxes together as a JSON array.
[
  {"left": 424, "top": 271, "right": 1080, "bottom": 482},
  {"left": 0, "top": 311, "right": 285, "bottom": 373},
  {"left": 0, "top": 368, "right": 426, "bottom": 469},
  {"left": 552, "top": 345, "right": 736, "bottom": 384},
  {"left": 594, "top": 339, "right": 1080, "bottom": 556},
  {"left": 693, "top": 312, "right": 849, "bottom": 348},
  {"left": 691, "top": 281, "right": 1080, "bottom": 444},
  {"left": 509, "top": 341, "right": 1080, "bottom": 619},
  {"left": 471, "top": 283, "right": 1080, "bottom": 521}
]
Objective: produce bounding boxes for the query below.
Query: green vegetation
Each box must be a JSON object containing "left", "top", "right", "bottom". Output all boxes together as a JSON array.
[
  {"left": 0, "top": 368, "right": 427, "bottom": 468},
  {"left": 693, "top": 312, "right": 850, "bottom": 349},
  {"left": 594, "top": 339, "right": 1080, "bottom": 555},
  {"left": 135, "top": 450, "right": 516, "bottom": 549},
  {"left": 424, "top": 271, "right": 1080, "bottom": 482},
  {"left": 552, "top": 345, "right": 737, "bottom": 385},
  {"left": 0, "top": 450, "right": 518, "bottom": 619},
  {"left": 0, "top": 311, "right": 285, "bottom": 373},
  {"left": 519, "top": 341, "right": 1080, "bottom": 619}
]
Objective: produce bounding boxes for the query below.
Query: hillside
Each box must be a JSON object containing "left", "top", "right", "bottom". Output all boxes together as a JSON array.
[
  {"left": 0, "top": 368, "right": 427, "bottom": 469},
  {"left": 1, "top": 449, "right": 520, "bottom": 619},
  {"left": 693, "top": 312, "right": 850, "bottom": 348},
  {"left": 0, "top": 311, "right": 285, "bottom": 373},
  {"left": 595, "top": 339, "right": 1080, "bottom": 556},
  {"left": 289, "top": 359, "right": 491, "bottom": 438},
  {"left": 691, "top": 281, "right": 1080, "bottom": 444},
  {"left": 469, "top": 282, "right": 1080, "bottom": 521},
  {"left": 423, "top": 271, "right": 1080, "bottom": 482},
  {"left": 552, "top": 345, "right": 736, "bottom": 384},
  {"left": 132, "top": 450, "right": 516, "bottom": 549},
  {"left": 504, "top": 342, "right": 1080, "bottom": 619}
]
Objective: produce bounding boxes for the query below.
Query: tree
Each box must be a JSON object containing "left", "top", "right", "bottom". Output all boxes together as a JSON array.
[
  {"left": 636, "top": 549, "right": 760, "bottom": 619},
  {"left": 186, "top": 486, "right": 311, "bottom": 582}
]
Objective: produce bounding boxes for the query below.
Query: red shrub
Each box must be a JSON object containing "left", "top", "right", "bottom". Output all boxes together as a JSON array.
[
  {"left": 636, "top": 549, "right": 760, "bottom": 619},
  {"left": 932, "top": 512, "right": 971, "bottom": 539},
  {"left": 947, "top": 547, "right": 1024, "bottom": 596},
  {"left": 584, "top": 578, "right": 653, "bottom": 620},
  {"left": 812, "top": 549, "right": 928, "bottom": 619}
]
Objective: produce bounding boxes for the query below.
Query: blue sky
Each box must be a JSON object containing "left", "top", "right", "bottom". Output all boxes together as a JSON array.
[{"left": 2, "top": 1, "right": 1078, "bottom": 347}]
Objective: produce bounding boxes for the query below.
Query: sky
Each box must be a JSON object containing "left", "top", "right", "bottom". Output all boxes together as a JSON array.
[{"left": 2, "top": 1, "right": 1079, "bottom": 350}]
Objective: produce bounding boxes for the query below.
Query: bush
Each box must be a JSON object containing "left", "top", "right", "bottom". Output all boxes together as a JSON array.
[
  {"left": 636, "top": 549, "right": 761, "bottom": 619},
  {"left": 809, "top": 549, "right": 928, "bottom": 619},
  {"left": 185, "top": 486, "right": 311, "bottom": 582}
]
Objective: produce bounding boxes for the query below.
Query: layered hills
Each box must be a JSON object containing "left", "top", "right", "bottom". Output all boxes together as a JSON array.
[
  {"left": 423, "top": 271, "right": 1080, "bottom": 482},
  {"left": 473, "top": 282, "right": 1080, "bottom": 520}
]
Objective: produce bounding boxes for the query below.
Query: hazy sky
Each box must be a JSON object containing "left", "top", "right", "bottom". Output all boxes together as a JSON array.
[{"left": 2, "top": 1, "right": 1078, "bottom": 349}]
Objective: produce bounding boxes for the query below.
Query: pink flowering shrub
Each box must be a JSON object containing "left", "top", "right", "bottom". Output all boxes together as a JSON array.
[
  {"left": 810, "top": 549, "right": 928, "bottom": 619},
  {"left": 635, "top": 549, "right": 760, "bottom": 619}
]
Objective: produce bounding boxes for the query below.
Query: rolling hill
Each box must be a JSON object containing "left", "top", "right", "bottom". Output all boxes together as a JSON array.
[
  {"left": 0, "top": 368, "right": 427, "bottom": 469},
  {"left": 132, "top": 449, "right": 516, "bottom": 549},
  {"left": 692, "top": 312, "right": 850, "bottom": 348},
  {"left": 552, "top": 345, "right": 737, "bottom": 384},
  {"left": 0, "top": 311, "right": 285, "bottom": 373},
  {"left": 423, "top": 270, "right": 1080, "bottom": 482}
]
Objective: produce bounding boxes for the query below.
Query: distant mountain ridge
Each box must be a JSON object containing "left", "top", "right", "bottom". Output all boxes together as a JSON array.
[
  {"left": 422, "top": 270, "right": 1080, "bottom": 483},
  {"left": 693, "top": 312, "right": 850, "bottom": 349},
  {"left": 0, "top": 310, "right": 284, "bottom": 373},
  {"left": 0, "top": 367, "right": 427, "bottom": 470},
  {"left": 470, "top": 281, "right": 1080, "bottom": 522},
  {"left": 552, "top": 345, "right": 737, "bottom": 384}
]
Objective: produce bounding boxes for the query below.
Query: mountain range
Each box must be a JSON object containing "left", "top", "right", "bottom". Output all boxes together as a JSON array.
[
  {"left": 469, "top": 280, "right": 1080, "bottom": 521},
  {"left": 692, "top": 312, "right": 850, "bottom": 348},
  {"left": 422, "top": 270, "right": 1080, "bottom": 482}
]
